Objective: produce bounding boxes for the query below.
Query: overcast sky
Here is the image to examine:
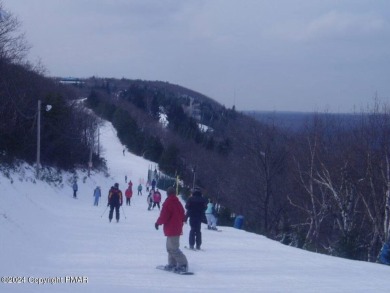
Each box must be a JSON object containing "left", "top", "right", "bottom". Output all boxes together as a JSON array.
[{"left": 4, "top": 0, "right": 390, "bottom": 112}]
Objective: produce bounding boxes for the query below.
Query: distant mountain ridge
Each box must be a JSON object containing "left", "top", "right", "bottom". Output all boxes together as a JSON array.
[{"left": 245, "top": 110, "right": 363, "bottom": 131}]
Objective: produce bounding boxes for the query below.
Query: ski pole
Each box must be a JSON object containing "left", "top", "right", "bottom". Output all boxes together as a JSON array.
[
  {"left": 100, "top": 206, "right": 109, "bottom": 217},
  {"left": 121, "top": 205, "right": 127, "bottom": 219}
]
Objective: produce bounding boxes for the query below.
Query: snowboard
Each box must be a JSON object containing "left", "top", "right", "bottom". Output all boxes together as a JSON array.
[
  {"left": 156, "top": 265, "right": 194, "bottom": 275},
  {"left": 184, "top": 246, "right": 205, "bottom": 252}
]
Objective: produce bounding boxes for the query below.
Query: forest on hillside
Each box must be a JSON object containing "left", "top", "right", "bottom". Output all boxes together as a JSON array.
[
  {"left": 2, "top": 1, "right": 390, "bottom": 264},
  {"left": 0, "top": 3, "right": 102, "bottom": 174}
]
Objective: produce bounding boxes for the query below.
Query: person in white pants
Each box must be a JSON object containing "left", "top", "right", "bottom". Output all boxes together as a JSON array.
[{"left": 205, "top": 199, "right": 218, "bottom": 230}]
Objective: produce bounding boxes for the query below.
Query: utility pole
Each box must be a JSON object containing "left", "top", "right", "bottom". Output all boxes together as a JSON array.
[
  {"left": 88, "top": 127, "right": 95, "bottom": 177},
  {"left": 175, "top": 173, "right": 179, "bottom": 196},
  {"left": 97, "top": 127, "right": 100, "bottom": 156},
  {"left": 36, "top": 100, "right": 41, "bottom": 178},
  {"left": 88, "top": 146, "right": 93, "bottom": 177},
  {"left": 36, "top": 100, "right": 52, "bottom": 179}
]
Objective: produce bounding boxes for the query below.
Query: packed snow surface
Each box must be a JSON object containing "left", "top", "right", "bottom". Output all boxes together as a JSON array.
[{"left": 1, "top": 121, "right": 389, "bottom": 293}]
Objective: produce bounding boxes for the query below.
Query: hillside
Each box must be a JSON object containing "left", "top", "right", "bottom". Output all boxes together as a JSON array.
[{"left": 1, "top": 120, "right": 390, "bottom": 293}]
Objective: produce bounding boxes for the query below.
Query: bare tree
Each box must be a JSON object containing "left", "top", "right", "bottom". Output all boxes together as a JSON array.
[
  {"left": 288, "top": 114, "right": 365, "bottom": 256},
  {"left": 0, "top": 1, "right": 30, "bottom": 63},
  {"left": 289, "top": 121, "right": 330, "bottom": 250},
  {"left": 355, "top": 104, "right": 390, "bottom": 261},
  {"left": 239, "top": 118, "right": 289, "bottom": 235}
]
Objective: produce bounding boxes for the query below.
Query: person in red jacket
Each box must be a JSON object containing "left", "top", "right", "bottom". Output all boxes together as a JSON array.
[
  {"left": 125, "top": 181, "right": 133, "bottom": 206},
  {"left": 152, "top": 189, "right": 162, "bottom": 210},
  {"left": 155, "top": 186, "right": 188, "bottom": 273}
]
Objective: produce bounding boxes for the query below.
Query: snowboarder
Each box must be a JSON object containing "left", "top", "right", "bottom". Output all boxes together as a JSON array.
[
  {"left": 152, "top": 189, "right": 162, "bottom": 210},
  {"left": 205, "top": 198, "right": 218, "bottom": 230},
  {"left": 185, "top": 187, "right": 207, "bottom": 250},
  {"left": 137, "top": 183, "right": 142, "bottom": 195},
  {"left": 125, "top": 181, "right": 133, "bottom": 206},
  {"left": 72, "top": 181, "right": 78, "bottom": 198},
  {"left": 107, "top": 183, "right": 123, "bottom": 222},
  {"left": 93, "top": 186, "right": 101, "bottom": 206},
  {"left": 155, "top": 186, "right": 188, "bottom": 273}
]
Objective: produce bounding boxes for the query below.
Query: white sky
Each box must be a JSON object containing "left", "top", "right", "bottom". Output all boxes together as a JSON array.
[{"left": 3, "top": 0, "right": 390, "bottom": 112}]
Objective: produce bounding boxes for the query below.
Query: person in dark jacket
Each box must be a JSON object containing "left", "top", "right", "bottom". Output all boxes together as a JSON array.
[
  {"left": 107, "top": 183, "right": 123, "bottom": 223},
  {"left": 151, "top": 178, "right": 157, "bottom": 191},
  {"left": 147, "top": 190, "right": 154, "bottom": 210},
  {"left": 185, "top": 187, "right": 207, "bottom": 250},
  {"left": 155, "top": 186, "right": 188, "bottom": 273},
  {"left": 72, "top": 181, "right": 78, "bottom": 198}
]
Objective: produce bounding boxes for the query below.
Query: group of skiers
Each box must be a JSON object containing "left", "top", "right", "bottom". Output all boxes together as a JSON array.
[
  {"left": 88, "top": 178, "right": 161, "bottom": 222},
  {"left": 74, "top": 177, "right": 218, "bottom": 274}
]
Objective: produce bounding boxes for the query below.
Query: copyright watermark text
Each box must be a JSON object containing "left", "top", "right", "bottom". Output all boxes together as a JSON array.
[{"left": 1, "top": 276, "right": 88, "bottom": 285}]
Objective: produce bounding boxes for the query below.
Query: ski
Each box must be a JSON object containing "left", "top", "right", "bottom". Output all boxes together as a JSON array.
[
  {"left": 155, "top": 265, "right": 194, "bottom": 275},
  {"left": 205, "top": 228, "right": 222, "bottom": 232}
]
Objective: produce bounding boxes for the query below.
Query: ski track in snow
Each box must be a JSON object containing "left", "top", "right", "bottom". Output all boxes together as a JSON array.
[{"left": 1, "top": 121, "right": 390, "bottom": 293}]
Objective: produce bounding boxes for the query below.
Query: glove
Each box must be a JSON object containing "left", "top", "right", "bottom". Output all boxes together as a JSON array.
[{"left": 155, "top": 223, "right": 159, "bottom": 230}]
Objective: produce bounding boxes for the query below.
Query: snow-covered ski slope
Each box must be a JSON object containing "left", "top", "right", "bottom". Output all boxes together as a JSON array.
[{"left": 1, "top": 121, "right": 389, "bottom": 293}]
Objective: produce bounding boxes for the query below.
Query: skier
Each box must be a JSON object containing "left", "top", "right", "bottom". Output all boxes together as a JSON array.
[
  {"left": 72, "top": 181, "right": 78, "bottom": 198},
  {"left": 185, "top": 187, "right": 207, "bottom": 250},
  {"left": 93, "top": 186, "right": 101, "bottom": 206},
  {"left": 152, "top": 189, "right": 162, "bottom": 210},
  {"left": 155, "top": 186, "right": 188, "bottom": 273},
  {"left": 151, "top": 178, "right": 157, "bottom": 191},
  {"left": 146, "top": 181, "right": 150, "bottom": 192},
  {"left": 137, "top": 183, "right": 143, "bottom": 195},
  {"left": 125, "top": 181, "right": 133, "bottom": 206},
  {"left": 147, "top": 190, "right": 154, "bottom": 211},
  {"left": 205, "top": 198, "right": 218, "bottom": 230},
  {"left": 107, "top": 183, "right": 123, "bottom": 223}
]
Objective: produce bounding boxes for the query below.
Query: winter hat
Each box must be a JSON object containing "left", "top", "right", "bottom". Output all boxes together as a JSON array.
[
  {"left": 114, "top": 183, "right": 119, "bottom": 188},
  {"left": 166, "top": 186, "right": 176, "bottom": 196}
]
